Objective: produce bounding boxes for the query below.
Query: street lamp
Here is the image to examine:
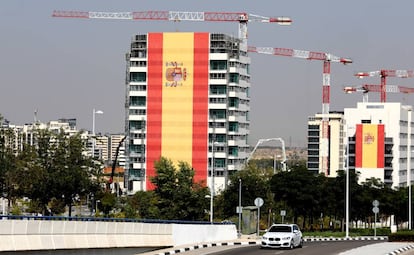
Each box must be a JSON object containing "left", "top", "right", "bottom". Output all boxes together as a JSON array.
[
  {"left": 210, "top": 140, "right": 215, "bottom": 223},
  {"left": 345, "top": 124, "right": 354, "bottom": 239},
  {"left": 92, "top": 108, "right": 104, "bottom": 157},
  {"left": 238, "top": 179, "right": 242, "bottom": 238},
  {"left": 403, "top": 105, "right": 412, "bottom": 230}
]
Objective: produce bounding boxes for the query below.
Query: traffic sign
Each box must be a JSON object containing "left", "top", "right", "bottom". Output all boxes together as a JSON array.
[{"left": 254, "top": 197, "right": 264, "bottom": 207}]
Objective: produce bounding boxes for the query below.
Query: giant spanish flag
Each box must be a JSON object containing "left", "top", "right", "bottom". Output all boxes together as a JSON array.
[
  {"left": 355, "top": 124, "right": 385, "bottom": 168},
  {"left": 146, "top": 32, "right": 209, "bottom": 190}
]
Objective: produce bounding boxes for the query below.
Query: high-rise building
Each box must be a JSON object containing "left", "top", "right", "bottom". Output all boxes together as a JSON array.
[
  {"left": 125, "top": 32, "right": 251, "bottom": 193},
  {"left": 344, "top": 102, "right": 412, "bottom": 188},
  {"left": 307, "top": 112, "right": 346, "bottom": 177},
  {"left": 307, "top": 102, "right": 413, "bottom": 188}
]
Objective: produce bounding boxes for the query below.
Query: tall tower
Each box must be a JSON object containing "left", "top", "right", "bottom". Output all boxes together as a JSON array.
[
  {"left": 125, "top": 32, "right": 250, "bottom": 193},
  {"left": 307, "top": 112, "right": 346, "bottom": 177}
]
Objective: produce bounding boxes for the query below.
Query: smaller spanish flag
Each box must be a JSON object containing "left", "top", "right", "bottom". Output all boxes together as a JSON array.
[{"left": 355, "top": 124, "right": 385, "bottom": 168}]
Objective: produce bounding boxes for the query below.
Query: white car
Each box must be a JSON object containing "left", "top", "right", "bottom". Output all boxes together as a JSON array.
[{"left": 260, "top": 223, "right": 303, "bottom": 249}]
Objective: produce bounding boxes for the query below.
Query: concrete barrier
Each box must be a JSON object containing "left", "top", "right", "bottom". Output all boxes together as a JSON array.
[{"left": 0, "top": 218, "right": 237, "bottom": 252}]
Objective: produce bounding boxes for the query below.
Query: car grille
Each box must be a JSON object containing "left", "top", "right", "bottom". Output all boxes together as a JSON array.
[{"left": 269, "top": 237, "right": 281, "bottom": 241}]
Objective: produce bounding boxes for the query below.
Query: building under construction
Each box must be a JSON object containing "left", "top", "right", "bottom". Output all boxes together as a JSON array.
[{"left": 125, "top": 32, "right": 251, "bottom": 193}]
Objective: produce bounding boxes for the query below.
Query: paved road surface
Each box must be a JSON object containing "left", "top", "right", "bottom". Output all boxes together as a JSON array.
[{"left": 138, "top": 239, "right": 414, "bottom": 255}]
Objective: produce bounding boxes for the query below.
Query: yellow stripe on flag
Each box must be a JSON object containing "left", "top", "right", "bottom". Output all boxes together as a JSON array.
[
  {"left": 162, "top": 33, "right": 194, "bottom": 165},
  {"left": 362, "top": 124, "right": 378, "bottom": 168}
]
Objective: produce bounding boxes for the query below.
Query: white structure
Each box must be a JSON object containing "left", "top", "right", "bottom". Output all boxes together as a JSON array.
[
  {"left": 109, "top": 134, "right": 126, "bottom": 167},
  {"left": 307, "top": 112, "right": 346, "bottom": 178},
  {"left": 344, "top": 102, "right": 413, "bottom": 188},
  {"left": 125, "top": 33, "right": 251, "bottom": 193}
]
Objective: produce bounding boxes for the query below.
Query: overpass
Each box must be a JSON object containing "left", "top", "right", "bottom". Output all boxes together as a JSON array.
[{"left": 0, "top": 215, "right": 237, "bottom": 253}]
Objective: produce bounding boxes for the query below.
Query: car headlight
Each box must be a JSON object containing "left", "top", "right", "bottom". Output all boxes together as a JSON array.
[
  {"left": 282, "top": 236, "right": 291, "bottom": 240},
  {"left": 262, "top": 236, "right": 268, "bottom": 240}
]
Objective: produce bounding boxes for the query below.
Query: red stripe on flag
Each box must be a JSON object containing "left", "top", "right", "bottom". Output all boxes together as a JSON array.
[
  {"left": 192, "top": 33, "right": 209, "bottom": 186},
  {"left": 146, "top": 33, "right": 163, "bottom": 190},
  {"left": 377, "top": 124, "right": 385, "bottom": 168},
  {"left": 355, "top": 124, "right": 363, "bottom": 168}
]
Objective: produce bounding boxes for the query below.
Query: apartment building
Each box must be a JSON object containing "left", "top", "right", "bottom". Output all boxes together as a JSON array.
[
  {"left": 125, "top": 32, "right": 251, "bottom": 193},
  {"left": 307, "top": 102, "right": 413, "bottom": 188},
  {"left": 307, "top": 112, "right": 346, "bottom": 177}
]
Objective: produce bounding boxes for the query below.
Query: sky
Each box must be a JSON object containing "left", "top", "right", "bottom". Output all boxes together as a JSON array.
[{"left": 1, "top": 0, "right": 414, "bottom": 147}]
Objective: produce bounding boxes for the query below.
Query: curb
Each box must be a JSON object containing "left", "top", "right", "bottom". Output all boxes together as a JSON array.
[
  {"left": 386, "top": 244, "right": 414, "bottom": 255},
  {"left": 304, "top": 236, "right": 388, "bottom": 242},
  {"left": 152, "top": 241, "right": 259, "bottom": 255}
]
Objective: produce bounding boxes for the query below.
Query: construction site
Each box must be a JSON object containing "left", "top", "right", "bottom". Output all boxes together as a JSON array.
[{"left": 46, "top": 8, "right": 414, "bottom": 194}]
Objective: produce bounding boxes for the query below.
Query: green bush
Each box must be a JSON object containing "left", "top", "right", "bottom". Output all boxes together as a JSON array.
[
  {"left": 351, "top": 228, "right": 390, "bottom": 236},
  {"left": 388, "top": 231, "right": 414, "bottom": 242},
  {"left": 303, "top": 228, "right": 391, "bottom": 238}
]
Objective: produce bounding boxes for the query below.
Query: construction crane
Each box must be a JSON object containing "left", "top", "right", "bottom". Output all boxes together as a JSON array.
[
  {"left": 355, "top": 70, "right": 414, "bottom": 103},
  {"left": 52, "top": 10, "right": 292, "bottom": 48},
  {"left": 247, "top": 138, "right": 287, "bottom": 172},
  {"left": 247, "top": 46, "right": 352, "bottom": 176},
  {"left": 343, "top": 84, "right": 414, "bottom": 102}
]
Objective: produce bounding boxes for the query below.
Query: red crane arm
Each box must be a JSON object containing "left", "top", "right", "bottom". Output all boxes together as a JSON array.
[
  {"left": 247, "top": 46, "right": 352, "bottom": 64},
  {"left": 52, "top": 10, "right": 292, "bottom": 24},
  {"left": 355, "top": 70, "right": 414, "bottom": 78},
  {"left": 343, "top": 84, "right": 414, "bottom": 94}
]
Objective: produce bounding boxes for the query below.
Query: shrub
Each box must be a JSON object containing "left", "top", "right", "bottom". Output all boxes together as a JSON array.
[{"left": 388, "top": 231, "right": 414, "bottom": 242}]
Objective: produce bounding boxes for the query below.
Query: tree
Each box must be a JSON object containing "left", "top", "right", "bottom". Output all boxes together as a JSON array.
[
  {"left": 215, "top": 163, "right": 273, "bottom": 222},
  {"left": 11, "top": 129, "right": 103, "bottom": 216},
  {"left": 52, "top": 132, "right": 102, "bottom": 216},
  {"left": 270, "top": 166, "right": 324, "bottom": 228},
  {"left": 150, "top": 157, "right": 209, "bottom": 221},
  {"left": 126, "top": 190, "right": 160, "bottom": 219},
  {"left": 0, "top": 117, "right": 18, "bottom": 212}
]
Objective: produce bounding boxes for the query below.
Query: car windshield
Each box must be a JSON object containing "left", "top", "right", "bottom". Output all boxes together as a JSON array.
[{"left": 269, "top": 225, "right": 292, "bottom": 233}]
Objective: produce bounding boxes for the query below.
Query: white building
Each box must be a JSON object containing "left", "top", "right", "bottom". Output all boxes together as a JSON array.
[
  {"left": 307, "top": 112, "right": 346, "bottom": 178},
  {"left": 307, "top": 102, "right": 413, "bottom": 188},
  {"left": 125, "top": 32, "right": 251, "bottom": 193},
  {"left": 344, "top": 102, "right": 412, "bottom": 188}
]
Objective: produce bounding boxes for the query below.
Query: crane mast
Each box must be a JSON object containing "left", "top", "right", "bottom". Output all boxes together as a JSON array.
[
  {"left": 355, "top": 69, "right": 414, "bottom": 103},
  {"left": 248, "top": 46, "right": 352, "bottom": 176}
]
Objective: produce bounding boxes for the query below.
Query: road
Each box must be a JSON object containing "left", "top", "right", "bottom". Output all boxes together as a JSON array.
[{"left": 164, "top": 240, "right": 386, "bottom": 255}]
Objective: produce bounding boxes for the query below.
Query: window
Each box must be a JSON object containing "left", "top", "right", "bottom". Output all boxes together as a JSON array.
[
  {"left": 210, "top": 60, "right": 227, "bottom": 70},
  {"left": 210, "top": 85, "right": 227, "bottom": 95},
  {"left": 130, "top": 72, "right": 146, "bottom": 82},
  {"left": 229, "top": 98, "right": 239, "bottom": 107},
  {"left": 229, "top": 122, "right": 239, "bottom": 132},
  {"left": 130, "top": 96, "right": 146, "bottom": 106},
  {"left": 229, "top": 73, "right": 239, "bottom": 83}
]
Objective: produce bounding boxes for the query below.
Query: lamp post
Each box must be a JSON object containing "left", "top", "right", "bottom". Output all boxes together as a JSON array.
[
  {"left": 345, "top": 124, "right": 352, "bottom": 239},
  {"left": 405, "top": 106, "right": 412, "bottom": 230},
  {"left": 92, "top": 108, "right": 103, "bottom": 157},
  {"left": 238, "top": 179, "right": 242, "bottom": 238},
  {"left": 210, "top": 140, "right": 215, "bottom": 223}
]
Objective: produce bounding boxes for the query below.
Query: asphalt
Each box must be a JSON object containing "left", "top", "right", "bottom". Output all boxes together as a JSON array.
[{"left": 137, "top": 236, "right": 414, "bottom": 255}]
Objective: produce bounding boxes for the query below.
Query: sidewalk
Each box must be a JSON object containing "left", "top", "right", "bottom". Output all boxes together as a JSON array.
[{"left": 338, "top": 242, "right": 414, "bottom": 255}]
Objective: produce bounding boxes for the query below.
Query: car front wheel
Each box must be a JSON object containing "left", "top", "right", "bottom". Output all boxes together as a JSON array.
[
  {"left": 289, "top": 241, "right": 294, "bottom": 249},
  {"left": 298, "top": 238, "right": 303, "bottom": 248}
]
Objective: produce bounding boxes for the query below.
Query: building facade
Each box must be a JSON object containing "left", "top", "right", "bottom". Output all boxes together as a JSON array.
[
  {"left": 344, "top": 102, "right": 412, "bottom": 188},
  {"left": 307, "top": 112, "right": 346, "bottom": 177},
  {"left": 125, "top": 32, "right": 251, "bottom": 193},
  {"left": 307, "top": 102, "right": 413, "bottom": 188}
]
